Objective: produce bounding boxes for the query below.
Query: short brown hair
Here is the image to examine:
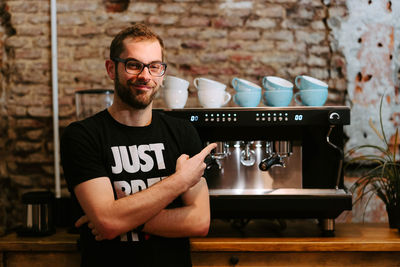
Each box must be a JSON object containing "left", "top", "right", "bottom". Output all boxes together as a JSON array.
[{"left": 109, "top": 23, "right": 165, "bottom": 60}]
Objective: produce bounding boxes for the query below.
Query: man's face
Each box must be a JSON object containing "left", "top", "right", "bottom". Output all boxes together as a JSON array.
[{"left": 114, "top": 39, "right": 164, "bottom": 109}]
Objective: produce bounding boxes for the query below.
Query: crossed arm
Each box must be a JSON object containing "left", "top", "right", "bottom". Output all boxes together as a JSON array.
[{"left": 74, "top": 143, "right": 216, "bottom": 241}]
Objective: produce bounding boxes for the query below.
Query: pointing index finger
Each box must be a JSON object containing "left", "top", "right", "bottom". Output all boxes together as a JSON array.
[{"left": 195, "top": 143, "right": 217, "bottom": 160}]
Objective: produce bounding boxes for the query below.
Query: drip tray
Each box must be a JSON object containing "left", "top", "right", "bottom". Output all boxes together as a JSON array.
[
  {"left": 209, "top": 188, "right": 352, "bottom": 220},
  {"left": 209, "top": 188, "right": 349, "bottom": 196}
]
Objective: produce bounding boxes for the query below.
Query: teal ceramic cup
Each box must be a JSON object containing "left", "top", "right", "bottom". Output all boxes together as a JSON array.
[
  {"left": 262, "top": 76, "right": 293, "bottom": 91},
  {"left": 294, "top": 89, "right": 328, "bottom": 106},
  {"left": 231, "top": 77, "right": 262, "bottom": 92},
  {"left": 233, "top": 91, "right": 261, "bottom": 107},
  {"left": 263, "top": 90, "right": 293, "bottom": 107},
  {"left": 295, "top": 75, "right": 328, "bottom": 90}
]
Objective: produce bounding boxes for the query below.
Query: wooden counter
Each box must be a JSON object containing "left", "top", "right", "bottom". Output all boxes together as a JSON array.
[{"left": 1, "top": 221, "right": 399, "bottom": 266}]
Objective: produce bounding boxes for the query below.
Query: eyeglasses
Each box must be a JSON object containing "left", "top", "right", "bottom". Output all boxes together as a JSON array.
[{"left": 112, "top": 57, "right": 167, "bottom": 77}]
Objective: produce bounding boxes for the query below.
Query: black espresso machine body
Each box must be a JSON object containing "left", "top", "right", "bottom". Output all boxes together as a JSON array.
[{"left": 161, "top": 106, "right": 352, "bottom": 234}]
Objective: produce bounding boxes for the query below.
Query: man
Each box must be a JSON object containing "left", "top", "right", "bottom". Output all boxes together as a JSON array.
[{"left": 61, "top": 23, "right": 216, "bottom": 266}]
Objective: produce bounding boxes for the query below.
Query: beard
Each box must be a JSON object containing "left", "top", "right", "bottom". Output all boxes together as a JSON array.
[{"left": 114, "top": 71, "right": 159, "bottom": 110}]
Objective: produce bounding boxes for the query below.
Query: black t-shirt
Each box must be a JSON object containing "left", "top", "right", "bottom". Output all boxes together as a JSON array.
[{"left": 60, "top": 109, "right": 203, "bottom": 267}]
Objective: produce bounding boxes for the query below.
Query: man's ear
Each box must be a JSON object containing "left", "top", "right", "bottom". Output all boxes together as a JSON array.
[{"left": 105, "top": 59, "right": 116, "bottom": 80}]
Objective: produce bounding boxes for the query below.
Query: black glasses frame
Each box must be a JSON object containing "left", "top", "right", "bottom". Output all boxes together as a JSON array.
[{"left": 112, "top": 57, "right": 167, "bottom": 77}]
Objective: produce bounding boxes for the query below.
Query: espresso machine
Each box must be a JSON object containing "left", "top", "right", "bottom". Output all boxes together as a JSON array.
[{"left": 162, "top": 106, "right": 352, "bottom": 235}]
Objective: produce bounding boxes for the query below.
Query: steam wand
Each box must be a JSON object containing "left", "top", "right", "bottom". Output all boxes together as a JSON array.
[{"left": 326, "top": 125, "right": 344, "bottom": 190}]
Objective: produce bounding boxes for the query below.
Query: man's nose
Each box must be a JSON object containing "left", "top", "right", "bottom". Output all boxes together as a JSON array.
[{"left": 137, "top": 66, "right": 152, "bottom": 80}]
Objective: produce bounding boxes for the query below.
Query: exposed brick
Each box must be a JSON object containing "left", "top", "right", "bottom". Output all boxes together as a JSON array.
[
  {"left": 181, "top": 40, "right": 208, "bottom": 49},
  {"left": 260, "top": 52, "right": 298, "bottom": 64},
  {"left": 247, "top": 41, "right": 275, "bottom": 52},
  {"left": 262, "top": 30, "right": 294, "bottom": 42},
  {"left": 33, "top": 36, "right": 50, "bottom": 48},
  {"left": 77, "top": 26, "right": 103, "bottom": 36},
  {"left": 166, "top": 28, "right": 198, "bottom": 38},
  {"left": 307, "top": 55, "right": 327, "bottom": 66},
  {"left": 16, "top": 119, "right": 44, "bottom": 128},
  {"left": 295, "top": 31, "right": 325, "bottom": 44},
  {"left": 57, "top": 14, "right": 86, "bottom": 26},
  {"left": 128, "top": 3, "right": 157, "bottom": 14},
  {"left": 229, "top": 54, "right": 254, "bottom": 62},
  {"left": 200, "top": 53, "right": 228, "bottom": 63},
  {"left": 190, "top": 4, "right": 220, "bottom": 16},
  {"left": 27, "top": 106, "right": 52, "bottom": 118},
  {"left": 16, "top": 25, "right": 48, "bottom": 36},
  {"left": 5, "top": 36, "right": 30, "bottom": 48},
  {"left": 15, "top": 141, "right": 42, "bottom": 152},
  {"left": 163, "top": 37, "right": 182, "bottom": 49},
  {"left": 11, "top": 85, "right": 30, "bottom": 95},
  {"left": 14, "top": 48, "right": 42, "bottom": 59},
  {"left": 28, "top": 14, "right": 50, "bottom": 24},
  {"left": 276, "top": 40, "right": 306, "bottom": 52},
  {"left": 166, "top": 54, "right": 195, "bottom": 65},
  {"left": 247, "top": 18, "right": 276, "bottom": 29},
  {"left": 198, "top": 29, "right": 227, "bottom": 39},
  {"left": 160, "top": 3, "right": 187, "bottom": 13},
  {"left": 229, "top": 30, "right": 260, "bottom": 40},
  {"left": 179, "top": 16, "right": 210, "bottom": 27},
  {"left": 57, "top": 26, "right": 76, "bottom": 37},
  {"left": 74, "top": 48, "right": 101, "bottom": 60},
  {"left": 25, "top": 129, "right": 44, "bottom": 141},
  {"left": 309, "top": 68, "right": 329, "bottom": 80},
  {"left": 56, "top": 2, "right": 98, "bottom": 13},
  {"left": 148, "top": 15, "right": 179, "bottom": 25},
  {"left": 8, "top": 2, "right": 38, "bottom": 13},
  {"left": 10, "top": 13, "right": 26, "bottom": 25},
  {"left": 10, "top": 175, "right": 34, "bottom": 187},
  {"left": 212, "top": 17, "right": 243, "bottom": 28},
  {"left": 310, "top": 45, "right": 330, "bottom": 55},
  {"left": 254, "top": 4, "right": 285, "bottom": 18}
]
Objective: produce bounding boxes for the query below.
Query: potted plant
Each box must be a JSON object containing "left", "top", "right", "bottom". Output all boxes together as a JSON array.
[{"left": 346, "top": 96, "right": 400, "bottom": 228}]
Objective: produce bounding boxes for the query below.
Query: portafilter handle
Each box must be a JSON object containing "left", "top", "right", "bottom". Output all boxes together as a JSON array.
[{"left": 259, "top": 154, "right": 284, "bottom": 171}]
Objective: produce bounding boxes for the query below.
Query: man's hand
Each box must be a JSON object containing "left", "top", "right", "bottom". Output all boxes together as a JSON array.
[
  {"left": 75, "top": 215, "right": 105, "bottom": 241},
  {"left": 175, "top": 143, "right": 217, "bottom": 191}
]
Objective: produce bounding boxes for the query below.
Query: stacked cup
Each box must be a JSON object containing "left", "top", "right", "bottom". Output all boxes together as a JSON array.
[
  {"left": 231, "top": 77, "right": 262, "bottom": 107},
  {"left": 262, "top": 76, "right": 293, "bottom": 107},
  {"left": 294, "top": 75, "right": 328, "bottom": 106},
  {"left": 194, "top": 77, "right": 231, "bottom": 108},
  {"left": 163, "top": 75, "right": 190, "bottom": 109}
]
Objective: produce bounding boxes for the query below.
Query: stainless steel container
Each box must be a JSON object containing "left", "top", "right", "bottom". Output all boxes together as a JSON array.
[
  {"left": 17, "top": 191, "right": 55, "bottom": 236},
  {"left": 75, "top": 89, "right": 114, "bottom": 120}
]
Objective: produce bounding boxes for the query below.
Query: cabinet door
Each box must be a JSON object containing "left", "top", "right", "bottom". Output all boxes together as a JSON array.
[
  {"left": 191, "top": 252, "right": 400, "bottom": 267},
  {"left": 5, "top": 252, "right": 80, "bottom": 267}
]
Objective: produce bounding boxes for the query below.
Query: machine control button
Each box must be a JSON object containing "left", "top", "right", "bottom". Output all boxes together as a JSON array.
[{"left": 328, "top": 111, "right": 341, "bottom": 124}]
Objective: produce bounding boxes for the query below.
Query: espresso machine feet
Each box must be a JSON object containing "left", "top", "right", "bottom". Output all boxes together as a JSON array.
[{"left": 318, "top": 218, "right": 335, "bottom": 237}]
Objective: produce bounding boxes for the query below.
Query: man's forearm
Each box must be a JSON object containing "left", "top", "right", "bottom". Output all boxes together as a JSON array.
[{"left": 142, "top": 178, "right": 210, "bottom": 237}]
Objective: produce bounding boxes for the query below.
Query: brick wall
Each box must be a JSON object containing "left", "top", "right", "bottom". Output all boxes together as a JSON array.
[{"left": 0, "top": 0, "right": 396, "bottom": 233}]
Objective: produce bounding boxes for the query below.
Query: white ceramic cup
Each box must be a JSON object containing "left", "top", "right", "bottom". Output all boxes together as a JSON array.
[
  {"left": 163, "top": 75, "right": 190, "bottom": 91},
  {"left": 198, "top": 89, "right": 231, "bottom": 108},
  {"left": 194, "top": 77, "right": 227, "bottom": 91},
  {"left": 163, "top": 89, "right": 188, "bottom": 108}
]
